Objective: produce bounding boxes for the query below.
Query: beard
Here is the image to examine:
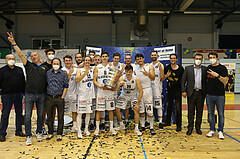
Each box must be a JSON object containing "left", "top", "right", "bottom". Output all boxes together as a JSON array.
[
  {"left": 76, "top": 61, "right": 82, "bottom": 65},
  {"left": 151, "top": 57, "right": 157, "bottom": 61}
]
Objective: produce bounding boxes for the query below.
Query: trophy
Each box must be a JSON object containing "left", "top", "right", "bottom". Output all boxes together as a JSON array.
[{"left": 104, "top": 66, "right": 120, "bottom": 90}]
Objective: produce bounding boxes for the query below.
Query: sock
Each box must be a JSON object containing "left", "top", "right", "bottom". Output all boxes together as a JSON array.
[
  {"left": 125, "top": 119, "right": 128, "bottom": 122},
  {"left": 120, "top": 121, "right": 124, "bottom": 127},
  {"left": 73, "top": 121, "right": 77, "bottom": 128},
  {"left": 159, "top": 117, "right": 162, "bottom": 123},
  {"left": 77, "top": 114, "right": 82, "bottom": 132},
  {"left": 90, "top": 120, "right": 94, "bottom": 124},
  {"left": 140, "top": 117, "right": 145, "bottom": 127},
  {"left": 96, "top": 121, "right": 100, "bottom": 130},
  {"left": 149, "top": 117, "right": 154, "bottom": 129},
  {"left": 114, "top": 116, "right": 118, "bottom": 126},
  {"left": 110, "top": 121, "right": 114, "bottom": 130},
  {"left": 146, "top": 116, "right": 149, "bottom": 123},
  {"left": 135, "top": 124, "right": 139, "bottom": 130},
  {"left": 101, "top": 119, "right": 105, "bottom": 124},
  {"left": 85, "top": 114, "right": 90, "bottom": 130}
]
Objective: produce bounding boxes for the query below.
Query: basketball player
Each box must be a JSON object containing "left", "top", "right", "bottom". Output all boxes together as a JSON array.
[{"left": 134, "top": 54, "right": 156, "bottom": 135}]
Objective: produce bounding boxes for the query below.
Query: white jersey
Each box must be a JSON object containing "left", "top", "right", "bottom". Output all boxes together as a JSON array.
[
  {"left": 61, "top": 67, "right": 78, "bottom": 95},
  {"left": 134, "top": 64, "right": 151, "bottom": 89},
  {"left": 73, "top": 63, "right": 80, "bottom": 68},
  {"left": 97, "top": 63, "right": 111, "bottom": 86},
  {"left": 77, "top": 68, "right": 95, "bottom": 99},
  {"left": 112, "top": 62, "right": 123, "bottom": 71},
  {"left": 122, "top": 74, "right": 137, "bottom": 96},
  {"left": 150, "top": 62, "right": 162, "bottom": 91}
]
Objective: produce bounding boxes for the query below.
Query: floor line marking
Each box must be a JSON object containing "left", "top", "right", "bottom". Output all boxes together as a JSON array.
[
  {"left": 83, "top": 135, "right": 96, "bottom": 159},
  {"left": 139, "top": 136, "right": 147, "bottom": 159},
  {"left": 223, "top": 132, "right": 240, "bottom": 143},
  {"left": 225, "top": 117, "right": 240, "bottom": 124}
]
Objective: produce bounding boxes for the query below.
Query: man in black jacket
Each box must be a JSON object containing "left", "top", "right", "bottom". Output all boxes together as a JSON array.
[
  {"left": 181, "top": 53, "right": 207, "bottom": 135},
  {"left": 0, "top": 54, "right": 26, "bottom": 142}
]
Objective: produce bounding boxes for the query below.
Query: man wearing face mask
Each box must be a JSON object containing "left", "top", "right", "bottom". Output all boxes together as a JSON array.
[
  {"left": 0, "top": 54, "right": 26, "bottom": 142},
  {"left": 46, "top": 58, "right": 68, "bottom": 141},
  {"left": 7, "top": 32, "right": 48, "bottom": 146},
  {"left": 181, "top": 54, "right": 207, "bottom": 135},
  {"left": 206, "top": 52, "right": 228, "bottom": 140}
]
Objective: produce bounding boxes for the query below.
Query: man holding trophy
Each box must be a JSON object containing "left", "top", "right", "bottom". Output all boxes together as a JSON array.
[{"left": 93, "top": 52, "right": 118, "bottom": 136}]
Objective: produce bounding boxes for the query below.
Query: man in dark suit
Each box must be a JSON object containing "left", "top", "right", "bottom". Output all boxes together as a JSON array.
[{"left": 181, "top": 53, "right": 207, "bottom": 135}]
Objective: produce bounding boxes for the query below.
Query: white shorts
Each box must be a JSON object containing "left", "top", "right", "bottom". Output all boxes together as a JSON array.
[
  {"left": 64, "top": 94, "right": 77, "bottom": 113},
  {"left": 139, "top": 87, "right": 153, "bottom": 116},
  {"left": 152, "top": 86, "right": 162, "bottom": 109},
  {"left": 77, "top": 98, "right": 93, "bottom": 114},
  {"left": 116, "top": 95, "right": 138, "bottom": 110},
  {"left": 96, "top": 89, "right": 115, "bottom": 111}
]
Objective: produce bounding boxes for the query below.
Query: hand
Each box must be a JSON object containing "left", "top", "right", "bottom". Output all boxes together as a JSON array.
[
  {"left": 182, "top": 92, "right": 187, "bottom": 98},
  {"left": 7, "top": 32, "right": 16, "bottom": 44},
  {"left": 166, "top": 70, "right": 171, "bottom": 77},
  {"left": 207, "top": 69, "right": 219, "bottom": 77},
  {"left": 61, "top": 97, "right": 65, "bottom": 100},
  {"left": 69, "top": 66, "right": 74, "bottom": 74},
  {"left": 140, "top": 67, "right": 149, "bottom": 77},
  {"left": 119, "top": 80, "right": 125, "bottom": 86},
  {"left": 79, "top": 62, "right": 84, "bottom": 68},
  {"left": 133, "top": 103, "right": 140, "bottom": 111}
]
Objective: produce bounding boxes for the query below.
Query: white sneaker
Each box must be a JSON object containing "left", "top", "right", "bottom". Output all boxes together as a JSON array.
[
  {"left": 206, "top": 130, "right": 215, "bottom": 137},
  {"left": 116, "top": 125, "right": 125, "bottom": 131},
  {"left": 26, "top": 136, "right": 32, "bottom": 146},
  {"left": 109, "top": 129, "right": 117, "bottom": 135},
  {"left": 84, "top": 129, "right": 91, "bottom": 136},
  {"left": 36, "top": 133, "right": 42, "bottom": 142},
  {"left": 71, "top": 127, "right": 78, "bottom": 133},
  {"left": 94, "top": 129, "right": 99, "bottom": 136},
  {"left": 77, "top": 131, "right": 83, "bottom": 139},
  {"left": 134, "top": 129, "right": 142, "bottom": 136},
  {"left": 218, "top": 131, "right": 224, "bottom": 140}
]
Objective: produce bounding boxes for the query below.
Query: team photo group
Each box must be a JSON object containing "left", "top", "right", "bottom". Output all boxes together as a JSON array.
[{"left": 0, "top": 32, "right": 228, "bottom": 146}]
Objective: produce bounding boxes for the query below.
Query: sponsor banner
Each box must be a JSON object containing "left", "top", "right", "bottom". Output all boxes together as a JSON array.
[
  {"left": 154, "top": 46, "right": 176, "bottom": 61},
  {"left": 86, "top": 46, "right": 102, "bottom": 56}
]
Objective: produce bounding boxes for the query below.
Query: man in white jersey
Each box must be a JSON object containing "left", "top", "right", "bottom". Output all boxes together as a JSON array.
[
  {"left": 134, "top": 54, "right": 156, "bottom": 135},
  {"left": 61, "top": 55, "right": 78, "bottom": 132},
  {"left": 75, "top": 56, "right": 95, "bottom": 138},
  {"left": 150, "top": 51, "right": 164, "bottom": 130},
  {"left": 115, "top": 65, "right": 143, "bottom": 135},
  {"left": 93, "top": 52, "right": 117, "bottom": 135}
]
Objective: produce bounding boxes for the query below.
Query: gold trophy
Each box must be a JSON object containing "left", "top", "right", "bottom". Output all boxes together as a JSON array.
[{"left": 104, "top": 66, "right": 120, "bottom": 90}]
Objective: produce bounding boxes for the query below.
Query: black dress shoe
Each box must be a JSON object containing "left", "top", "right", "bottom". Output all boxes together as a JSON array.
[
  {"left": 150, "top": 129, "right": 156, "bottom": 135},
  {"left": 186, "top": 130, "right": 192, "bottom": 135},
  {"left": 0, "top": 136, "right": 6, "bottom": 142},
  {"left": 163, "top": 123, "right": 171, "bottom": 127},
  {"left": 176, "top": 127, "right": 181, "bottom": 132},
  {"left": 196, "top": 129, "right": 202, "bottom": 135},
  {"left": 15, "top": 132, "right": 25, "bottom": 137},
  {"left": 140, "top": 127, "right": 145, "bottom": 132}
]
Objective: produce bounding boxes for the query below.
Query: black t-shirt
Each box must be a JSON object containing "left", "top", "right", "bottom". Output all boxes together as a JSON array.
[
  {"left": 41, "top": 62, "right": 52, "bottom": 71},
  {"left": 24, "top": 61, "right": 47, "bottom": 93},
  {"left": 0, "top": 65, "right": 25, "bottom": 94},
  {"left": 164, "top": 64, "right": 184, "bottom": 91},
  {"left": 206, "top": 64, "right": 228, "bottom": 96}
]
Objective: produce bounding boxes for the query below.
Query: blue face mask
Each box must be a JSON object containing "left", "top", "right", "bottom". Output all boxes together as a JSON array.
[{"left": 36, "top": 63, "right": 41, "bottom": 66}]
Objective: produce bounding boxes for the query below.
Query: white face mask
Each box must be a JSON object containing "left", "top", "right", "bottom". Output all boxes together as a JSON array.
[
  {"left": 194, "top": 60, "right": 201, "bottom": 66},
  {"left": 48, "top": 55, "right": 55, "bottom": 60},
  {"left": 52, "top": 65, "right": 60, "bottom": 70},
  {"left": 210, "top": 59, "right": 217, "bottom": 65},
  {"left": 8, "top": 60, "right": 15, "bottom": 66}
]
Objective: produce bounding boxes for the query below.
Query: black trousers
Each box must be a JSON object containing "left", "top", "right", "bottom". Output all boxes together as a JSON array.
[
  {"left": 187, "top": 90, "right": 204, "bottom": 131},
  {"left": 166, "top": 90, "right": 182, "bottom": 128},
  {"left": 46, "top": 95, "right": 64, "bottom": 135}
]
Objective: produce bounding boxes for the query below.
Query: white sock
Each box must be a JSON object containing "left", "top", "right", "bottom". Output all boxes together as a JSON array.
[
  {"left": 125, "top": 119, "right": 128, "bottom": 122},
  {"left": 114, "top": 116, "right": 118, "bottom": 124},
  {"left": 110, "top": 121, "right": 114, "bottom": 130},
  {"left": 90, "top": 120, "right": 94, "bottom": 124},
  {"left": 135, "top": 124, "right": 139, "bottom": 130},
  {"left": 140, "top": 117, "right": 145, "bottom": 127},
  {"left": 77, "top": 114, "right": 82, "bottom": 132},
  {"left": 101, "top": 120, "right": 105, "bottom": 124},
  {"left": 96, "top": 121, "right": 100, "bottom": 130},
  {"left": 149, "top": 117, "right": 154, "bottom": 129},
  {"left": 85, "top": 114, "right": 90, "bottom": 130},
  {"left": 159, "top": 117, "right": 162, "bottom": 123},
  {"left": 73, "top": 121, "right": 77, "bottom": 128},
  {"left": 120, "top": 121, "right": 124, "bottom": 127}
]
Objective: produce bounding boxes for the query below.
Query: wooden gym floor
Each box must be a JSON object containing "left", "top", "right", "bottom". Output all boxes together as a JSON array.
[{"left": 0, "top": 93, "right": 240, "bottom": 159}]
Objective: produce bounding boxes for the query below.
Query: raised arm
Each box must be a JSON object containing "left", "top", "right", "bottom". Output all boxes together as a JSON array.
[
  {"left": 148, "top": 64, "right": 155, "bottom": 81},
  {"left": 7, "top": 32, "right": 27, "bottom": 65}
]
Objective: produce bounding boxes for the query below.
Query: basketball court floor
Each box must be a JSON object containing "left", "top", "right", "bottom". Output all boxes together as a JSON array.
[{"left": 0, "top": 93, "right": 239, "bottom": 159}]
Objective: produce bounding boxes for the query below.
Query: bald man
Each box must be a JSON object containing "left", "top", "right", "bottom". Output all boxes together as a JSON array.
[
  {"left": 0, "top": 54, "right": 25, "bottom": 142},
  {"left": 7, "top": 32, "right": 48, "bottom": 146}
]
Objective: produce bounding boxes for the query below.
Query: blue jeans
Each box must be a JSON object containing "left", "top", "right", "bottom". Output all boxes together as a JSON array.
[
  {"left": 206, "top": 95, "right": 225, "bottom": 132},
  {"left": 0, "top": 93, "right": 23, "bottom": 136},
  {"left": 25, "top": 92, "right": 46, "bottom": 136}
]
